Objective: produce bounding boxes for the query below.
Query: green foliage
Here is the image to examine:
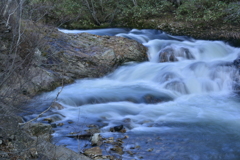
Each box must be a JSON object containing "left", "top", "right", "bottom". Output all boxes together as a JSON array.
[
  {"left": 176, "top": 0, "right": 228, "bottom": 23},
  {"left": 117, "top": 0, "right": 174, "bottom": 27},
  {"left": 224, "top": 2, "right": 240, "bottom": 25},
  {"left": 121, "top": 1, "right": 172, "bottom": 19},
  {"left": 23, "top": 0, "right": 240, "bottom": 29}
]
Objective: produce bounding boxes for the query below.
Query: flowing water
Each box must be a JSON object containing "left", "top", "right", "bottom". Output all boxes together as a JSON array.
[{"left": 23, "top": 29, "right": 240, "bottom": 160}]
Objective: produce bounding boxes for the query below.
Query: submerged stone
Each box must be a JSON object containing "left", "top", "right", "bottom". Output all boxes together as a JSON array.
[{"left": 84, "top": 147, "right": 102, "bottom": 157}]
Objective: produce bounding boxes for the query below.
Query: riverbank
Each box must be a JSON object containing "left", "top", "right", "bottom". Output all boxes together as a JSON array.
[{"left": 44, "top": 0, "right": 240, "bottom": 46}]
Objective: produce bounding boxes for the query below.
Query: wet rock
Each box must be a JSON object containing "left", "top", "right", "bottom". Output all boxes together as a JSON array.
[
  {"left": 43, "top": 118, "right": 53, "bottom": 123},
  {"left": 233, "top": 56, "right": 240, "bottom": 92},
  {"left": 0, "top": 23, "right": 147, "bottom": 105},
  {"left": 51, "top": 102, "right": 64, "bottom": 110},
  {"left": 85, "top": 125, "right": 100, "bottom": 135},
  {"left": 114, "top": 125, "right": 123, "bottom": 131},
  {"left": 84, "top": 147, "right": 102, "bottom": 158},
  {"left": 180, "top": 47, "right": 194, "bottom": 59},
  {"left": 123, "top": 118, "right": 131, "bottom": 123},
  {"left": 57, "top": 123, "right": 64, "bottom": 127},
  {"left": 120, "top": 128, "right": 127, "bottom": 133},
  {"left": 104, "top": 137, "right": 115, "bottom": 144},
  {"left": 233, "top": 56, "right": 240, "bottom": 69},
  {"left": 110, "top": 125, "right": 126, "bottom": 133},
  {"left": 159, "top": 47, "right": 194, "bottom": 63},
  {"left": 109, "top": 137, "right": 114, "bottom": 141},
  {"left": 116, "top": 138, "right": 124, "bottom": 145},
  {"left": 147, "top": 148, "right": 154, "bottom": 152},
  {"left": 44, "top": 115, "right": 62, "bottom": 123},
  {"left": 110, "top": 146, "right": 124, "bottom": 155},
  {"left": 91, "top": 133, "right": 102, "bottom": 146},
  {"left": 159, "top": 48, "right": 178, "bottom": 62},
  {"left": 164, "top": 80, "right": 188, "bottom": 94},
  {"left": 68, "top": 120, "right": 73, "bottom": 124},
  {"left": 67, "top": 134, "right": 92, "bottom": 139},
  {"left": 93, "top": 155, "right": 115, "bottom": 160},
  {"left": 39, "top": 30, "right": 147, "bottom": 82},
  {"left": 143, "top": 94, "right": 173, "bottom": 104},
  {"left": 127, "top": 150, "right": 135, "bottom": 156}
]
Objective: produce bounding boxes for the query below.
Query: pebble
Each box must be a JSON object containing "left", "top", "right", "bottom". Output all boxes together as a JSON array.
[
  {"left": 51, "top": 102, "right": 64, "bottom": 110},
  {"left": 110, "top": 146, "right": 124, "bottom": 155},
  {"left": 68, "top": 121, "right": 73, "bottom": 124},
  {"left": 84, "top": 147, "right": 102, "bottom": 157},
  {"left": 147, "top": 148, "right": 154, "bottom": 152},
  {"left": 108, "top": 137, "right": 114, "bottom": 140},
  {"left": 113, "top": 125, "right": 123, "bottom": 131},
  {"left": 127, "top": 150, "right": 134, "bottom": 156},
  {"left": 43, "top": 118, "right": 53, "bottom": 123},
  {"left": 57, "top": 123, "right": 64, "bottom": 126},
  {"left": 91, "top": 133, "right": 102, "bottom": 146},
  {"left": 123, "top": 135, "right": 129, "bottom": 139}
]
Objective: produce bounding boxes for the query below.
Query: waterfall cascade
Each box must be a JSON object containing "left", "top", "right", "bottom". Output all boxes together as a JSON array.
[{"left": 24, "top": 28, "right": 240, "bottom": 160}]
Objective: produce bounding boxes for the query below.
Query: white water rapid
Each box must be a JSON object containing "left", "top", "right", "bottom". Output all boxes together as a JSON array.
[{"left": 24, "top": 29, "right": 240, "bottom": 160}]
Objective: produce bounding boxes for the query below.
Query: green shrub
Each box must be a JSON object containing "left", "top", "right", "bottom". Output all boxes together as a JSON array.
[
  {"left": 224, "top": 2, "right": 240, "bottom": 25},
  {"left": 22, "top": 0, "right": 240, "bottom": 29},
  {"left": 176, "top": 0, "right": 228, "bottom": 23},
  {"left": 117, "top": 0, "right": 174, "bottom": 27}
]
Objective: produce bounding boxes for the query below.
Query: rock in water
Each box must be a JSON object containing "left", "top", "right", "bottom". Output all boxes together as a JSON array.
[
  {"left": 84, "top": 147, "right": 102, "bottom": 158},
  {"left": 91, "top": 133, "right": 102, "bottom": 146},
  {"left": 233, "top": 56, "right": 240, "bottom": 69},
  {"left": 114, "top": 125, "right": 123, "bottom": 131},
  {"left": 159, "top": 48, "right": 177, "bottom": 62}
]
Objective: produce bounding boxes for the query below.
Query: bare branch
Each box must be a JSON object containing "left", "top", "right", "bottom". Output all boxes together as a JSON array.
[{"left": 19, "top": 80, "right": 64, "bottom": 126}]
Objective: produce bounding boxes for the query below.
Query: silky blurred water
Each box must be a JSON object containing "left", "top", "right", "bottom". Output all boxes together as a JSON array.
[{"left": 23, "top": 28, "right": 240, "bottom": 160}]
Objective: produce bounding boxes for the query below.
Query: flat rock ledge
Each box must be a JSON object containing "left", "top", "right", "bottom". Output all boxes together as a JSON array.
[
  {"left": 0, "top": 24, "right": 147, "bottom": 160},
  {"left": 0, "top": 24, "right": 147, "bottom": 104}
]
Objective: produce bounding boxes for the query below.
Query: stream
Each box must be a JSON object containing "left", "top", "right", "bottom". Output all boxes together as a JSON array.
[{"left": 23, "top": 28, "right": 240, "bottom": 160}]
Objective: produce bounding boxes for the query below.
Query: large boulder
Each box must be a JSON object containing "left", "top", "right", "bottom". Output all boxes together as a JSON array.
[
  {"left": 0, "top": 25, "right": 147, "bottom": 102},
  {"left": 41, "top": 31, "right": 147, "bottom": 79},
  {"left": 159, "top": 47, "right": 193, "bottom": 62}
]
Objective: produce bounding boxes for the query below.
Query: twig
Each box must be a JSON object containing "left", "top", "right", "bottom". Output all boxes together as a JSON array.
[{"left": 19, "top": 80, "right": 64, "bottom": 126}]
